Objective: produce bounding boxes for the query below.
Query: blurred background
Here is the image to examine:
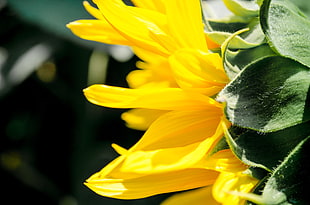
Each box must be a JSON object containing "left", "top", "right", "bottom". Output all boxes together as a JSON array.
[
  {"left": 0, "top": 0, "right": 167, "bottom": 204},
  {"left": 0, "top": 0, "right": 309, "bottom": 205}
]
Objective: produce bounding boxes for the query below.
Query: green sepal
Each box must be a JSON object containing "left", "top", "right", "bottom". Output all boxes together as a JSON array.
[
  {"left": 224, "top": 122, "right": 310, "bottom": 171},
  {"left": 207, "top": 18, "right": 248, "bottom": 33},
  {"left": 219, "top": 56, "right": 310, "bottom": 132},
  {"left": 260, "top": 0, "right": 310, "bottom": 68},
  {"left": 223, "top": 0, "right": 259, "bottom": 17},
  {"left": 207, "top": 17, "right": 265, "bottom": 50},
  {"left": 223, "top": 44, "right": 276, "bottom": 80},
  {"left": 245, "top": 136, "right": 310, "bottom": 205}
]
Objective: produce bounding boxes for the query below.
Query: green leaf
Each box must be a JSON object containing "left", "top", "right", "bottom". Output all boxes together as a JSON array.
[
  {"left": 208, "top": 17, "right": 265, "bottom": 50},
  {"left": 208, "top": 31, "right": 259, "bottom": 49},
  {"left": 223, "top": 44, "right": 276, "bottom": 80},
  {"left": 222, "top": 0, "right": 259, "bottom": 17},
  {"left": 207, "top": 18, "right": 248, "bottom": 33},
  {"left": 224, "top": 122, "right": 310, "bottom": 171},
  {"left": 260, "top": 0, "right": 310, "bottom": 68},
  {"left": 219, "top": 56, "right": 310, "bottom": 132},
  {"left": 289, "top": 0, "right": 310, "bottom": 18},
  {"left": 245, "top": 136, "right": 310, "bottom": 205}
]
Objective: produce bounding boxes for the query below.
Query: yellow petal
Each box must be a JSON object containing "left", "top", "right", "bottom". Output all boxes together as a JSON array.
[
  {"left": 169, "top": 49, "right": 228, "bottom": 94},
  {"left": 133, "top": 46, "right": 167, "bottom": 66},
  {"left": 85, "top": 168, "right": 219, "bottom": 199},
  {"left": 83, "top": 1, "right": 104, "bottom": 20},
  {"left": 130, "top": 110, "right": 222, "bottom": 151},
  {"left": 161, "top": 186, "right": 220, "bottom": 205},
  {"left": 147, "top": 28, "right": 178, "bottom": 53},
  {"left": 131, "top": 0, "right": 166, "bottom": 14},
  {"left": 202, "top": 149, "right": 248, "bottom": 173},
  {"left": 66, "top": 20, "right": 132, "bottom": 45},
  {"left": 165, "top": 0, "right": 208, "bottom": 50},
  {"left": 111, "top": 143, "right": 128, "bottom": 155},
  {"left": 126, "top": 69, "right": 176, "bottom": 89},
  {"left": 83, "top": 85, "right": 222, "bottom": 110},
  {"left": 130, "top": 47, "right": 177, "bottom": 88},
  {"left": 212, "top": 172, "right": 259, "bottom": 205},
  {"left": 121, "top": 108, "right": 168, "bottom": 130},
  {"left": 114, "top": 110, "right": 224, "bottom": 173},
  {"left": 94, "top": 0, "right": 169, "bottom": 56}
]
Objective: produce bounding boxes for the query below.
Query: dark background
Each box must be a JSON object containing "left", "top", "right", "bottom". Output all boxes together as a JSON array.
[{"left": 0, "top": 0, "right": 167, "bottom": 204}]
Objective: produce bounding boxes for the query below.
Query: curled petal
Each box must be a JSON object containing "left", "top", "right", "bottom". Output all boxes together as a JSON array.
[
  {"left": 169, "top": 49, "right": 228, "bottom": 94},
  {"left": 130, "top": 110, "right": 222, "bottom": 151},
  {"left": 202, "top": 149, "right": 248, "bottom": 173},
  {"left": 116, "top": 111, "right": 227, "bottom": 174},
  {"left": 212, "top": 172, "right": 259, "bottom": 205}
]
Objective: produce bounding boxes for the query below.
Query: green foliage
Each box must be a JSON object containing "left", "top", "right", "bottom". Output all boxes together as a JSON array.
[
  {"left": 260, "top": 0, "right": 310, "bottom": 68},
  {"left": 220, "top": 56, "right": 310, "bottom": 132},
  {"left": 215, "top": 0, "right": 310, "bottom": 203},
  {"left": 222, "top": 0, "right": 259, "bottom": 17},
  {"left": 225, "top": 122, "right": 310, "bottom": 171},
  {"left": 223, "top": 44, "right": 276, "bottom": 80},
  {"left": 246, "top": 136, "right": 310, "bottom": 205}
]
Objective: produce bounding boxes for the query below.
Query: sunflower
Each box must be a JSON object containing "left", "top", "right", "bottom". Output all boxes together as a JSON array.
[
  {"left": 67, "top": 0, "right": 226, "bottom": 130},
  {"left": 67, "top": 0, "right": 259, "bottom": 204}
]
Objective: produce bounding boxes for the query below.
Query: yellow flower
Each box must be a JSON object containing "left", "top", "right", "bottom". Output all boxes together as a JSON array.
[
  {"left": 67, "top": 0, "right": 259, "bottom": 204},
  {"left": 67, "top": 0, "right": 227, "bottom": 130},
  {"left": 82, "top": 85, "right": 258, "bottom": 202},
  {"left": 68, "top": 0, "right": 225, "bottom": 90}
]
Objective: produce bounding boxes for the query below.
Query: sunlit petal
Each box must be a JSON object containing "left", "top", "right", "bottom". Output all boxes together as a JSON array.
[
  {"left": 131, "top": 0, "right": 166, "bottom": 14},
  {"left": 165, "top": 0, "right": 208, "bottom": 50},
  {"left": 169, "top": 49, "right": 228, "bottom": 94},
  {"left": 83, "top": 85, "right": 222, "bottom": 110},
  {"left": 67, "top": 20, "right": 132, "bottom": 45},
  {"left": 83, "top": 1, "right": 104, "bottom": 20},
  {"left": 130, "top": 110, "right": 222, "bottom": 151},
  {"left": 85, "top": 168, "right": 219, "bottom": 199},
  {"left": 212, "top": 172, "right": 259, "bottom": 205},
  {"left": 202, "top": 149, "right": 247, "bottom": 173},
  {"left": 94, "top": 0, "right": 169, "bottom": 56},
  {"left": 121, "top": 108, "right": 168, "bottom": 130}
]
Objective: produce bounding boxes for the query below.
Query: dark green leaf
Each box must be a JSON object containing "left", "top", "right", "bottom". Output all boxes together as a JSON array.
[
  {"left": 224, "top": 122, "right": 310, "bottom": 171},
  {"left": 219, "top": 56, "right": 310, "bottom": 132},
  {"left": 246, "top": 136, "right": 310, "bottom": 205},
  {"left": 223, "top": 44, "right": 276, "bottom": 80},
  {"left": 207, "top": 19, "right": 248, "bottom": 33},
  {"left": 219, "top": 17, "right": 268, "bottom": 80},
  {"left": 260, "top": 0, "right": 310, "bottom": 68},
  {"left": 208, "top": 17, "right": 265, "bottom": 50}
]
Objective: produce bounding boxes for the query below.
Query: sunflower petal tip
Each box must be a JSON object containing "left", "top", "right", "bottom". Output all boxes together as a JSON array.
[{"left": 111, "top": 143, "right": 128, "bottom": 155}]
